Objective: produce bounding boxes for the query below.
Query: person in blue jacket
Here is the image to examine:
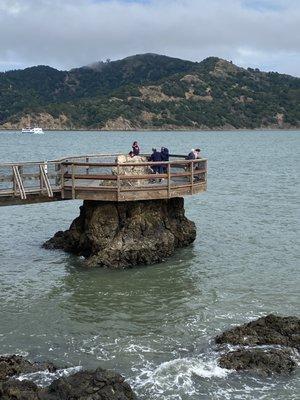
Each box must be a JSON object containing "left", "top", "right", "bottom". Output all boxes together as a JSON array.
[{"left": 149, "top": 148, "right": 163, "bottom": 174}]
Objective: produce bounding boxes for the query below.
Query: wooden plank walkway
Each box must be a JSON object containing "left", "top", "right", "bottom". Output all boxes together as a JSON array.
[{"left": 0, "top": 153, "right": 207, "bottom": 206}]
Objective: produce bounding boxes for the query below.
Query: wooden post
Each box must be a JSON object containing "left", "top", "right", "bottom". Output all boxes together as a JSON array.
[
  {"left": 19, "top": 166, "right": 23, "bottom": 189},
  {"left": 12, "top": 165, "right": 17, "bottom": 196},
  {"left": 117, "top": 162, "right": 120, "bottom": 201},
  {"left": 86, "top": 157, "right": 89, "bottom": 175},
  {"left": 61, "top": 163, "right": 65, "bottom": 199},
  {"left": 39, "top": 164, "right": 53, "bottom": 197},
  {"left": 191, "top": 160, "right": 194, "bottom": 194},
  {"left": 12, "top": 165, "right": 26, "bottom": 199},
  {"left": 39, "top": 164, "right": 43, "bottom": 192},
  {"left": 71, "top": 164, "right": 75, "bottom": 199},
  {"left": 167, "top": 163, "right": 171, "bottom": 198},
  {"left": 55, "top": 163, "right": 60, "bottom": 187}
]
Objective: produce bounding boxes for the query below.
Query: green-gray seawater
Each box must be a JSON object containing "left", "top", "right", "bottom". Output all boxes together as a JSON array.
[{"left": 0, "top": 130, "right": 299, "bottom": 399}]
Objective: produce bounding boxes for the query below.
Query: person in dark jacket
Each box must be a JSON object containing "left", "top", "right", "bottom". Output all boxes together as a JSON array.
[
  {"left": 132, "top": 141, "right": 140, "bottom": 156},
  {"left": 186, "top": 149, "right": 196, "bottom": 160},
  {"left": 161, "top": 147, "right": 169, "bottom": 173},
  {"left": 161, "top": 147, "right": 169, "bottom": 161},
  {"left": 149, "top": 148, "right": 163, "bottom": 174}
]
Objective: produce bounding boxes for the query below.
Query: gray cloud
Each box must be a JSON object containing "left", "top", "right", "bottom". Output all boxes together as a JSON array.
[{"left": 0, "top": 0, "right": 299, "bottom": 76}]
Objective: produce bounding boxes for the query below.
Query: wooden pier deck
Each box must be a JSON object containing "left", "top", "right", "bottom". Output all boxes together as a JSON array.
[{"left": 0, "top": 153, "right": 207, "bottom": 206}]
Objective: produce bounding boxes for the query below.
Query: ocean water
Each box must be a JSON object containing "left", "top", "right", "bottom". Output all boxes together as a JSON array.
[{"left": 0, "top": 130, "right": 299, "bottom": 399}]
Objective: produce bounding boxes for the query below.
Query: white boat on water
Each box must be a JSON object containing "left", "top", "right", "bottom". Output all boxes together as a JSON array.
[{"left": 21, "top": 127, "right": 44, "bottom": 134}]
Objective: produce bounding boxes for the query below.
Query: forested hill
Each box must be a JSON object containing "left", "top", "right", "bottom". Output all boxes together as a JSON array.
[{"left": 0, "top": 53, "right": 299, "bottom": 130}]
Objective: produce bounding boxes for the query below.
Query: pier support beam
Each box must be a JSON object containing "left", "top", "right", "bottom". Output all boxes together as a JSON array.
[{"left": 43, "top": 198, "right": 196, "bottom": 268}]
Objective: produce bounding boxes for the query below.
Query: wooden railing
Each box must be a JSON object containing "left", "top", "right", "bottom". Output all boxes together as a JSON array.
[
  {"left": 60, "top": 156, "right": 207, "bottom": 201},
  {"left": 0, "top": 154, "right": 207, "bottom": 203},
  {"left": 0, "top": 160, "right": 61, "bottom": 200}
]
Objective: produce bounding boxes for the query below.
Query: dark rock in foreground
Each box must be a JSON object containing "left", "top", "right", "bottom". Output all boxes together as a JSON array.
[
  {"left": 46, "top": 368, "right": 136, "bottom": 400},
  {"left": 215, "top": 314, "right": 300, "bottom": 375},
  {"left": 0, "top": 379, "right": 40, "bottom": 399},
  {"left": 0, "top": 355, "right": 57, "bottom": 381},
  {"left": 0, "top": 356, "right": 137, "bottom": 400},
  {"left": 219, "top": 348, "right": 297, "bottom": 375},
  {"left": 43, "top": 198, "right": 196, "bottom": 268},
  {"left": 215, "top": 314, "right": 300, "bottom": 349}
]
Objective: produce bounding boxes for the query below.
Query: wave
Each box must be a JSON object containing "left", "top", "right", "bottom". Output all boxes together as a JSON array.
[
  {"left": 16, "top": 366, "right": 82, "bottom": 387},
  {"left": 133, "top": 354, "right": 230, "bottom": 398}
]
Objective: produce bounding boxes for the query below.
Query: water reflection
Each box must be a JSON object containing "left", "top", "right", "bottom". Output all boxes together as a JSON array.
[{"left": 52, "top": 250, "right": 205, "bottom": 330}]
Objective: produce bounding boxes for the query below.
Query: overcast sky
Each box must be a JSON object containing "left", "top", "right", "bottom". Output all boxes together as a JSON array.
[{"left": 0, "top": 0, "right": 299, "bottom": 76}]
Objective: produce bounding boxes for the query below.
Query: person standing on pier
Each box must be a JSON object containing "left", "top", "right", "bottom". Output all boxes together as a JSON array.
[
  {"left": 161, "top": 147, "right": 169, "bottom": 173},
  {"left": 194, "top": 148, "right": 202, "bottom": 181},
  {"left": 186, "top": 148, "right": 201, "bottom": 160},
  {"left": 186, "top": 148, "right": 202, "bottom": 181},
  {"left": 187, "top": 149, "right": 195, "bottom": 160},
  {"left": 149, "top": 148, "right": 163, "bottom": 183},
  {"left": 161, "top": 147, "right": 169, "bottom": 161},
  {"left": 194, "top": 148, "right": 201, "bottom": 159},
  {"left": 132, "top": 141, "right": 140, "bottom": 156},
  {"left": 150, "top": 148, "right": 163, "bottom": 172}
]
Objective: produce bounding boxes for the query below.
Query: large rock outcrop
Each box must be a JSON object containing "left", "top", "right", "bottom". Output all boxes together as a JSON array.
[
  {"left": 215, "top": 315, "right": 300, "bottom": 375},
  {"left": 104, "top": 155, "right": 152, "bottom": 187},
  {"left": 0, "top": 356, "right": 137, "bottom": 400},
  {"left": 43, "top": 198, "right": 196, "bottom": 268},
  {"left": 219, "top": 349, "right": 297, "bottom": 375},
  {"left": 45, "top": 368, "right": 136, "bottom": 400},
  {"left": 0, "top": 355, "right": 57, "bottom": 381},
  {"left": 215, "top": 314, "right": 300, "bottom": 349},
  {"left": 0, "top": 379, "right": 40, "bottom": 399}
]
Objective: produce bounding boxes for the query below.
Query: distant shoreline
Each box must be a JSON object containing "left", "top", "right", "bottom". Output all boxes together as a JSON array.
[{"left": 1, "top": 127, "right": 300, "bottom": 133}]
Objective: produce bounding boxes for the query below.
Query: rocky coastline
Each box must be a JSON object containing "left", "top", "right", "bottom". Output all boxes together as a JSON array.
[{"left": 1, "top": 315, "right": 299, "bottom": 398}]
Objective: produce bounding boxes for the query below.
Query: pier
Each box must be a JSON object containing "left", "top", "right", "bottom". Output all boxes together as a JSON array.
[{"left": 0, "top": 153, "right": 207, "bottom": 206}]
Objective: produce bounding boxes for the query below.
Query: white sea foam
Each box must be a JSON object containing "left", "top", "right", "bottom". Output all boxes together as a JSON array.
[
  {"left": 125, "top": 343, "right": 163, "bottom": 354},
  {"left": 214, "top": 382, "right": 278, "bottom": 400},
  {"left": 133, "top": 355, "right": 230, "bottom": 397},
  {"left": 1, "top": 351, "right": 30, "bottom": 357},
  {"left": 16, "top": 366, "right": 82, "bottom": 387}
]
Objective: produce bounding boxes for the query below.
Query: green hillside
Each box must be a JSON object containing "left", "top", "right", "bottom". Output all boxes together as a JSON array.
[{"left": 0, "top": 53, "right": 299, "bottom": 130}]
